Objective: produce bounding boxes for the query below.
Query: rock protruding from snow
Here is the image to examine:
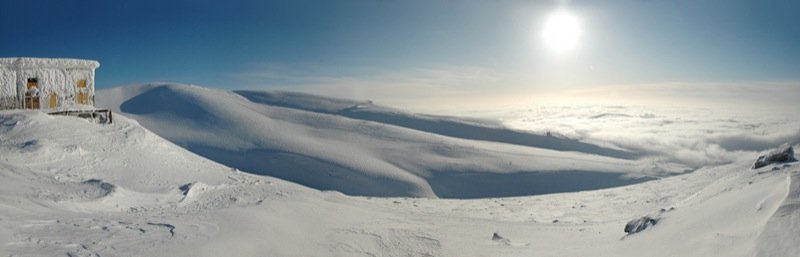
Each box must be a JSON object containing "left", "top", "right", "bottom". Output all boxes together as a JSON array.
[
  {"left": 624, "top": 216, "right": 659, "bottom": 234},
  {"left": 753, "top": 145, "right": 797, "bottom": 169},
  {"left": 82, "top": 179, "right": 116, "bottom": 197},
  {"left": 491, "top": 232, "right": 504, "bottom": 241},
  {"left": 491, "top": 232, "right": 510, "bottom": 245}
]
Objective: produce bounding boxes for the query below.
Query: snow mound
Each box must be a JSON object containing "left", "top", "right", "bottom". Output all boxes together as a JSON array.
[
  {"left": 98, "top": 83, "right": 666, "bottom": 198},
  {"left": 178, "top": 182, "right": 215, "bottom": 203},
  {"left": 3, "top": 98, "right": 800, "bottom": 256},
  {"left": 755, "top": 171, "right": 800, "bottom": 256},
  {"left": 753, "top": 145, "right": 797, "bottom": 169},
  {"left": 235, "top": 90, "right": 639, "bottom": 159},
  {"left": 0, "top": 109, "right": 308, "bottom": 255}
]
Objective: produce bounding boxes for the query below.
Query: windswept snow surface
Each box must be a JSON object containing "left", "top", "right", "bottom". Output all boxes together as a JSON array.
[
  {"left": 98, "top": 83, "right": 678, "bottom": 198},
  {"left": 1, "top": 110, "right": 798, "bottom": 256}
]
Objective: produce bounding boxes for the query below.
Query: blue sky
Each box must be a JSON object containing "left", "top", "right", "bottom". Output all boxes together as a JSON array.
[{"left": 1, "top": 0, "right": 798, "bottom": 109}]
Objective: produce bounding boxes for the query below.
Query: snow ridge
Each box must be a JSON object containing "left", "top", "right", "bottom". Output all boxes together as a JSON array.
[
  {"left": 755, "top": 170, "right": 800, "bottom": 256},
  {"left": 99, "top": 83, "right": 661, "bottom": 198},
  {"left": 235, "top": 90, "right": 639, "bottom": 159},
  {"left": 1, "top": 93, "right": 799, "bottom": 256}
]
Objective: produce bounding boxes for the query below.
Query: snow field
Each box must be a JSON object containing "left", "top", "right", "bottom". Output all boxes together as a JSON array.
[{"left": 0, "top": 83, "right": 798, "bottom": 256}]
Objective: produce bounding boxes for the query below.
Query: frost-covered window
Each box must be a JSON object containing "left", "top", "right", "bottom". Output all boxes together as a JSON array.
[
  {"left": 76, "top": 79, "right": 89, "bottom": 105},
  {"left": 49, "top": 93, "right": 58, "bottom": 108},
  {"left": 24, "top": 78, "right": 40, "bottom": 109}
]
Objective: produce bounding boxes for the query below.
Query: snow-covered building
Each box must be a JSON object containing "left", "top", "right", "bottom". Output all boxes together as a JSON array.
[{"left": 0, "top": 57, "right": 99, "bottom": 110}]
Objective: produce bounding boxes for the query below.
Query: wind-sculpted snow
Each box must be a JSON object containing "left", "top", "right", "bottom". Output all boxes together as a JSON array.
[
  {"left": 2, "top": 103, "right": 799, "bottom": 256},
  {"left": 0, "top": 111, "right": 303, "bottom": 256},
  {"left": 755, "top": 170, "right": 800, "bottom": 256},
  {"left": 100, "top": 83, "right": 662, "bottom": 198},
  {"left": 235, "top": 90, "right": 639, "bottom": 160}
]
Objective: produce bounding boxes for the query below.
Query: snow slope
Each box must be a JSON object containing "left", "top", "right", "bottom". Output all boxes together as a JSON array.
[
  {"left": 0, "top": 110, "right": 306, "bottom": 256},
  {"left": 233, "top": 90, "right": 638, "bottom": 159},
  {"left": 1, "top": 109, "right": 797, "bottom": 256},
  {"left": 97, "top": 83, "right": 678, "bottom": 198}
]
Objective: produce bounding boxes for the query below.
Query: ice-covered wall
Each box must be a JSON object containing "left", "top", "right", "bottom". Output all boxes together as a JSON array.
[
  {"left": 0, "top": 58, "right": 99, "bottom": 110},
  {"left": 0, "top": 67, "right": 17, "bottom": 109}
]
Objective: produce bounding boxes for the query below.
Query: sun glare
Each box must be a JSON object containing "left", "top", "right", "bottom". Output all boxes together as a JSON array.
[{"left": 541, "top": 11, "right": 581, "bottom": 53}]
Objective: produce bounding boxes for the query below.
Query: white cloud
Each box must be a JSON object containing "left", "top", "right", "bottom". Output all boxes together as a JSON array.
[{"left": 503, "top": 100, "right": 800, "bottom": 170}]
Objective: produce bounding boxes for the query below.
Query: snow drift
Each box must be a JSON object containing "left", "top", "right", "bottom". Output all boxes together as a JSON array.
[
  {"left": 98, "top": 83, "right": 665, "bottom": 198},
  {"left": 1, "top": 109, "right": 798, "bottom": 256}
]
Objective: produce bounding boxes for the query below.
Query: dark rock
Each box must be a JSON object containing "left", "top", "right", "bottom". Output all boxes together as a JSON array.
[
  {"left": 624, "top": 216, "right": 659, "bottom": 234},
  {"left": 753, "top": 145, "right": 796, "bottom": 169},
  {"left": 492, "top": 232, "right": 504, "bottom": 241},
  {"left": 659, "top": 207, "right": 676, "bottom": 213},
  {"left": 81, "top": 179, "right": 116, "bottom": 197},
  {"left": 179, "top": 183, "right": 193, "bottom": 196}
]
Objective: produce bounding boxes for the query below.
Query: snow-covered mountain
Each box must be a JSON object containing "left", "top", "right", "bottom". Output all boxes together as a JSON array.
[
  {"left": 97, "top": 83, "right": 679, "bottom": 198},
  {"left": 1, "top": 97, "right": 798, "bottom": 256}
]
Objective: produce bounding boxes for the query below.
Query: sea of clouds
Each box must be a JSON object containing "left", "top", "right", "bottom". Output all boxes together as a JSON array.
[{"left": 499, "top": 84, "right": 800, "bottom": 171}]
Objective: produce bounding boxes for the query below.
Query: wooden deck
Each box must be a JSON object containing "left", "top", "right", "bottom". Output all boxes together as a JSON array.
[{"left": 48, "top": 108, "right": 113, "bottom": 124}]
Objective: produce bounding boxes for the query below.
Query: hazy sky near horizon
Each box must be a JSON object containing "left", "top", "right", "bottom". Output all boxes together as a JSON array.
[{"left": 2, "top": 0, "right": 799, "bottom": 110}]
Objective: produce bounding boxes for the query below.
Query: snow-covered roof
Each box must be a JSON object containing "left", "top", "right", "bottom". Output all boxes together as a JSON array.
[{"left": 0, "top": 57, "right": 99, "bottom": 69}]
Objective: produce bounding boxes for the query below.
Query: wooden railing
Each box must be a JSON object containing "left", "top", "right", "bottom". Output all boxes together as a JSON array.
[{"left": 48, "top": 108, "right": 113, "bottom": 124}]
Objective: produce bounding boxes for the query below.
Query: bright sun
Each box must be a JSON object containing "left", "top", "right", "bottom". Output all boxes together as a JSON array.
[{"left": 541, "top": 11, "right": 581, "bottom": 52}]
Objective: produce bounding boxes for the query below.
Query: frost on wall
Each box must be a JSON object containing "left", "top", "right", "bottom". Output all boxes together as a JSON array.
[
  {"left": 66, "top": 68, "right": 95, "bottom": 106},
  {"left": 0, "top": 58, "right": 99, "bottom": 110},
  {"left": 0, "top": 68, "right": 17, "bottom": 109}
]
